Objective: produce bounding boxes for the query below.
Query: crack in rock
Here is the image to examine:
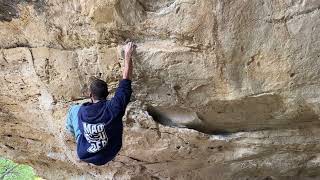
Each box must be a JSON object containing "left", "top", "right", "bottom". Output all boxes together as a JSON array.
[{"left": 266, "top": 5, "right": 320, "bottom": 24}]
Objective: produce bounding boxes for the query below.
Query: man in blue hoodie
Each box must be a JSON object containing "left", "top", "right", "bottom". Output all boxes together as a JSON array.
[{"left": 66, "top": 42, "right": 135, "bottom": 165}]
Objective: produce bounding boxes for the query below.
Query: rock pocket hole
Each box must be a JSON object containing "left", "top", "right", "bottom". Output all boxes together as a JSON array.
[
  {"left": 290, "top": 73, "right": 296, "bottom": 78},
  {"left": 146, "top": 105, "right": 230, "bottom": 135},
  {"left": 4, "top": 144, "right": 15, "bottom": 150},
  {"left": 137, "top": 0, "right": 175, "bottom": 12},
  {"left": 145, "top": 94, "right": 313, "bottom": 135}
]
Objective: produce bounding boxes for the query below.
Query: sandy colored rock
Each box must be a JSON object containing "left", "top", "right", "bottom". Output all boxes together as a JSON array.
[{"left": 1, "top": 0, "right": 320, "bottom": 179}]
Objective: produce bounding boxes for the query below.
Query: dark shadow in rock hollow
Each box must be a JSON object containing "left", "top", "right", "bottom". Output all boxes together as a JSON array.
[
  {"left": 0, "top": 0, "right": 45, "bottom": 22},
  {"left": 147, "top": 94, "right": 320, "bottom": 135},
  {"left": 146, "top": 105, "right": 230, "bottom": 135},
  {"left": 0, "top": 0, "right": 19, "bottom": 21},
  {"left": 146, "top": 106, "right": 181, "bottom": 127},
  {"left": 136, "top": 0, "right": 175, "bottom": 12}
]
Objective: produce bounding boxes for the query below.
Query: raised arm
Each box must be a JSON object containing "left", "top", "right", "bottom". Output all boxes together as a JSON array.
[
  {"left": 109, "top": 42, "right": 135, "bottom": 116},
  {"left": 123, "top": 42, "right": 135, "bottom": 80}
]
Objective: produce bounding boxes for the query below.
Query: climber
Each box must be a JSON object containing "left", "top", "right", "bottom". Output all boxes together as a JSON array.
[{"left": 65, "top": 42, "right": 135, "bottom": 165}]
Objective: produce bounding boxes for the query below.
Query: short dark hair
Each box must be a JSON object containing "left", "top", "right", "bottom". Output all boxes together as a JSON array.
[{"left": 90, "top": 79, "right": 109, "bottom": 100}]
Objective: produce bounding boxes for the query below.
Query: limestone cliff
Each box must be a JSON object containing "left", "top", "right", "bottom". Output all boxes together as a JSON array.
[{"left": 1, "top": 0, "right": 320, "bottom": 179}]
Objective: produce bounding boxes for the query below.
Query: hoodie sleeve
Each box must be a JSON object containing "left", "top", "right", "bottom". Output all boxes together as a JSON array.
[{"left": 109, "top": 79, "right": 132, "bottom": 117}]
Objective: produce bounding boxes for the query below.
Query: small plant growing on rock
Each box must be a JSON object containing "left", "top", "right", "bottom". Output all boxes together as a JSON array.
[{"left": 0, "top": 157, "right": 40, "bottom": 180}]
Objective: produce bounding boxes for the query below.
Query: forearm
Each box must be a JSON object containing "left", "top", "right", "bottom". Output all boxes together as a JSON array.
[{"left": 122, "top": 55, "right": 133, "bottom": 80}]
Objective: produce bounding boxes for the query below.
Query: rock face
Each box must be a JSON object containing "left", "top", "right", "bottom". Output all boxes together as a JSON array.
[{"left": 1, "top": 0, "right": 320, "bottom": 179}]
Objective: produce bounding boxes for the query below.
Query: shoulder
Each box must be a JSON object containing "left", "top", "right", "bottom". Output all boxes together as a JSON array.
[{"left": 68, "top": 104, "right": 82, "bottom": 112}]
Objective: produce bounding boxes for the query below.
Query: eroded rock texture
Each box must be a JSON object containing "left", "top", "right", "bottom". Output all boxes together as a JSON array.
[{"left": 1, "top": 0, "right": 320, "bottom": 179}]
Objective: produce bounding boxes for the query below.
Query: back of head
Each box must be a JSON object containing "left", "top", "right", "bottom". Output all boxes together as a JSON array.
[{"left": 90, "top": 79, "right": 109, "bottom": 100}]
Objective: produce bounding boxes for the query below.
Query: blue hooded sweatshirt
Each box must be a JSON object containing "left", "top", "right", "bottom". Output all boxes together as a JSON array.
[{"left": 77, "top": 79, "right": 132, "bottom": 165}]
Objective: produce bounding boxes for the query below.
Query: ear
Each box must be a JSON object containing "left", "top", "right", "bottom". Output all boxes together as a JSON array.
[
  {"left": 83, "top": 90, "right": 91, "bottom": 98},
  {"left": 81, "top": 84, "right": 91, "bottom": 98}
]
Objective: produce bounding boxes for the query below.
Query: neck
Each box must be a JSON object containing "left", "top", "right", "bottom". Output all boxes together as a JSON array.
[{"left": 91, "top": 98, "right": 101, "bottom": 103}]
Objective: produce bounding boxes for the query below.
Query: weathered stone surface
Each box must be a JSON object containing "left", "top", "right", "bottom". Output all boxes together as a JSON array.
[{"left": 1, "top": 0, "right": 320, "bottom": 179}]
